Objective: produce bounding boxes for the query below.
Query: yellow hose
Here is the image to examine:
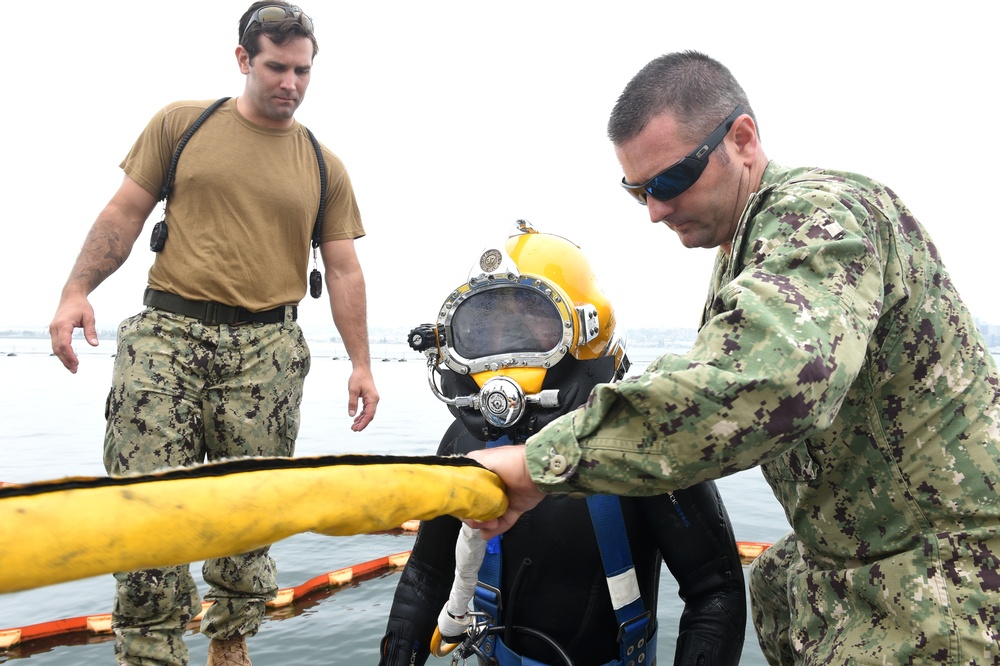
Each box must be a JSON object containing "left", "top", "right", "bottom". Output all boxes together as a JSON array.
[{"left": 0, "top": 454, "right": 506, "bottom": 594}]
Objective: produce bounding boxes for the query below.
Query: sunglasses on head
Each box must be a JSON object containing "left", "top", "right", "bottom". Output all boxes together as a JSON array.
[
  {"left": 242, "top": 5, "right": 314, "bottom": 40},
  {"left": 621, "top": 105, "right": 744, "bottom": 205}
]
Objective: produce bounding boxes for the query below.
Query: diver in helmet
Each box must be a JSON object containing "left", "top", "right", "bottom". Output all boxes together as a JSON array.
[{"left": 378, "top": 220, "right": 746, "bottom": 666}]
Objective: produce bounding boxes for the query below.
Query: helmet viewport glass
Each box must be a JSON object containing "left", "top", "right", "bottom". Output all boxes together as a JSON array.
[{"left": 451, "top": 288, "right": 564, "bottom": 359}]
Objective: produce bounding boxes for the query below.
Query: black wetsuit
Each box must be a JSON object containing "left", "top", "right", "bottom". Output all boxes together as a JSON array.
[
  {"left": 379, "top": 357, "right": 747, "bottom": 666},
  {"left": 378, "top": 358, "right": 746, "bottom": 666}
]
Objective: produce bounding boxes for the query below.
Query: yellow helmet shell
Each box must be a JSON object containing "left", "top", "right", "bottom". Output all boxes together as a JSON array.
[{"left": 503, "top": 230, "right": 616, "bottom": 362}]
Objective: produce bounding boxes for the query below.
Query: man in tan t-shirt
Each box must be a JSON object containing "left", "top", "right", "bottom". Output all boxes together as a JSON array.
[{"left": 47, "top": 3, "right": 379, "bottom": 665}]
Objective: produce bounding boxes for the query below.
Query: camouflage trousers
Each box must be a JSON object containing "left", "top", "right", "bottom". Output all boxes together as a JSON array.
[
  {"left": 103, "top": 308, "right": 311, "bottom": 666},
  {"left": 749, "top": 530, "right": 1000, "bottom": 665}
]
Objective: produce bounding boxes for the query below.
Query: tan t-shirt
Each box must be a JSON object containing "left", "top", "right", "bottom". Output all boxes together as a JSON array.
[{"left": 122, "top": 98, "right": 365, "bottom": 311}]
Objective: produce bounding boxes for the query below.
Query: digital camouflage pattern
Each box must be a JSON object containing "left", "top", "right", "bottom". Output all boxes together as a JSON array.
[
  {"left": 525, "top": 162, "right": 1000, "bottom": 664},
  {"left": 104, "top": 308, "right": 310, "bottom": 665}
]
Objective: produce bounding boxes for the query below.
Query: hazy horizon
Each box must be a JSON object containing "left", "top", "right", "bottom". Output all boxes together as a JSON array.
[{"left": 4, "top": 1, "right": 996, "bottom": 337}]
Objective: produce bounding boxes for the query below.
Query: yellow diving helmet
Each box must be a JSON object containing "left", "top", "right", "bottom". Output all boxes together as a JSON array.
[{"left": 408, "top": 220, "right": 628, "bottom": 440}]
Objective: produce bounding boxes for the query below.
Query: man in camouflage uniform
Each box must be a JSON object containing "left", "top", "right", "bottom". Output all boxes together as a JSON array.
[
  {"left": 48, "top": 3, "right": 379, "bottom": 665},
  {"left": 468, "top": 51, "right": 1000, "bottom": 664}
]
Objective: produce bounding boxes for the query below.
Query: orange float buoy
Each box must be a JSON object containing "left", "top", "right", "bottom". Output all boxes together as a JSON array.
[{"left": 0, "top": 539, "right": 772, "bottom": 653}]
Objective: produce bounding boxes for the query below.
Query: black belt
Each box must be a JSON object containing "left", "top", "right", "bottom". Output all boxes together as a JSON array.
[{"left": 143, "top": 289, "right": 297, "bottom": 325}]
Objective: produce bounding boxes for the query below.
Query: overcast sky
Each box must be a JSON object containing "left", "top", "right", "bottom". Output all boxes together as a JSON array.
[{"left": 4, "top": 1, "right": 997, "bottom": 343}]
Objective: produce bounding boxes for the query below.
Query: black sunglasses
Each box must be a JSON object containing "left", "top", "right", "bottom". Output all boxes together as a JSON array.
[
  {"left": 621, "top": 105, "right": 744, "bottom": 205},
  {"left": 242, "top": 5, "right": 314, "bottom": 40}
]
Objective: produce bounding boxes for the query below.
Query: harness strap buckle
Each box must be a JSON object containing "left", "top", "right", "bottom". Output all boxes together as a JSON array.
[
  {"left": 473, "top": 581, "right": 502, "bottom": 620},
  {"left": 616, "top": 610, "right": 651, "bottom": 644}
]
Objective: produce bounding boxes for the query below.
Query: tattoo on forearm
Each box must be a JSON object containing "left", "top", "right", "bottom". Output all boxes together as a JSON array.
[{"left": 70, "top": 229, "right": 130, "bottom": 291}]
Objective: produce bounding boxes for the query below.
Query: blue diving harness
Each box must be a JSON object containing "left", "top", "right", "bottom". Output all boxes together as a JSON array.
[{"left": 471, "top": 438, "right": 656, "bottom": 666}]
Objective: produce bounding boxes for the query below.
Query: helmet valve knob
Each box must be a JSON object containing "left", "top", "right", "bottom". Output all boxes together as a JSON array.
[{"left": 478, "top": 376, "right": 526, "bottom": 428}]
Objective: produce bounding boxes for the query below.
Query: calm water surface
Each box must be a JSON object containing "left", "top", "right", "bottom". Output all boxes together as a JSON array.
[{"left": 0, "top": 337, "right": 791, "bottom": 665}]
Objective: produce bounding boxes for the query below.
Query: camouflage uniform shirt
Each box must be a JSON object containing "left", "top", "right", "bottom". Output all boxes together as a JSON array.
[{"left": 524, "top": 162, "right": 1000, "bottom": 663}]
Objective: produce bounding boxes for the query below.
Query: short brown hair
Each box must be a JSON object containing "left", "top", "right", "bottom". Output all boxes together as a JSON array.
[{"left": 238, "top": 2, "right": 318, "bottom": 61}]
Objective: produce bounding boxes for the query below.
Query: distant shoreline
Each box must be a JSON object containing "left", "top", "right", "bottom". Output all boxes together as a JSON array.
[
  {"left": 1, "top": 328, "right": 702, "bottom": 345},
  {"left": 7, "top": 326, "right": 1000, "bottom": 352}
]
